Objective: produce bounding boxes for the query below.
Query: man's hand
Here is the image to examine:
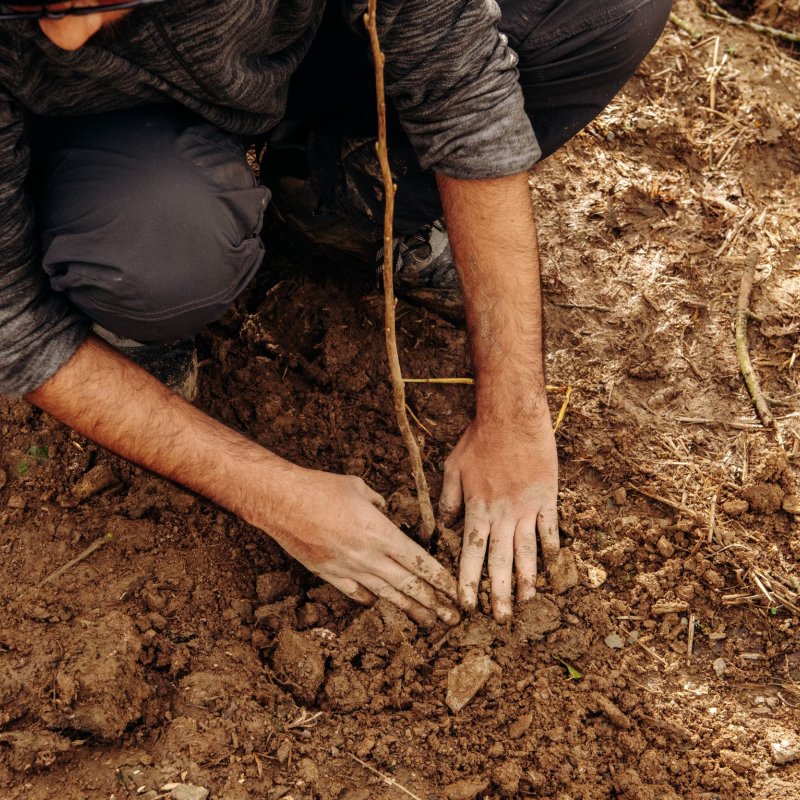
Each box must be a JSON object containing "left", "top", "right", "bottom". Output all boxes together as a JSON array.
[
  {"left": 258, "top": 469, "right": 460, "bottom": 627},
  {"left": 440, "top": 408, "right": 558, "bottom": 622},
  {"left": 27, "top": 336, "right": 459, "bottom": 627},
  {"left": 436, "top": 171, "right": 560, "bottom": 621}
]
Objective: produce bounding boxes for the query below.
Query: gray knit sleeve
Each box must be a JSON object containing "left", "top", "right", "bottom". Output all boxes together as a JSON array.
[
  {"left": 345, "top": 0, "right": 540, "bottom": 179},
  {"left": 0, "top": 97, "right": 89, "bottom": 397}
]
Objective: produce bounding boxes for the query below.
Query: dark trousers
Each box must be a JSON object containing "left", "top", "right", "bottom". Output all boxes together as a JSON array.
[{"left": 37, "top": 0, "right": 672, "bottom": 345}]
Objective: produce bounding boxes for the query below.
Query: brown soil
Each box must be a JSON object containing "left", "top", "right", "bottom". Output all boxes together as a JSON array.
[{"left": 1, "top": 2, "right": 799, "bottom": 798}]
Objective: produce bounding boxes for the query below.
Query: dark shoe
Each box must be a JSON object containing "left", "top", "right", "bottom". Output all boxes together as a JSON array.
[
  {"left": 94, "top": 327, "right": 199, "bottom": 401},
  {"left": 378, "top": 218, "right": 465, "bottom": 321}
]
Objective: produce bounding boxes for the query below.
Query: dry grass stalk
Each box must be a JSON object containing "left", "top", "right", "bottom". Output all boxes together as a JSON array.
[{"left": 364, "top": 1, "right": 435, "bottom": 541}]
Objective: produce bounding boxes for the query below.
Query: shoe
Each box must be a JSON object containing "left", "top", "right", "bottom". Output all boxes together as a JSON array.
[
  {"left": 93, "top": 326, "right": 199, "bottom": 401},
  {"left": 378, "top": 218, "right": 464, "bottom": 321},
  {"left": 261, "top": 131, "right": 376, "bottom": 263}
]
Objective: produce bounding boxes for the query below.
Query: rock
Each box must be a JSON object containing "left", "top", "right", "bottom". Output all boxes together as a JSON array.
[
  {"left": 516, "top": 595, "right": 561, "bottom": 640},
  {"left": 712, "top": 658, "right": 727, "bottom": 678},
  {"left": 443, "top": 778, "right": 489, "bottom": 800},
  {"left": 446, "top": 654, "right": 500, "bottom": 713},
  {"left": 161, "top": 784, "right": 209, "bottom": 800},
  {"left": 585, "top": 565, "right": 607, "bottom": 588},
  {"left": 296, "top": 757, "right": 320, "bottom": 785},
  {"left": 271, "top": 629, "right": 325, "bottom": 705},
  {"left": 656, "top": 536, "right": 675, "bottom": 559},
  {"left": 770, "top": 732, "right": 800, "bottom": 765},
  {"left": 634, "top": 572, "right": 662, "bottom": 598},
  {"left": 276, "top": 739, "right": 291, "bottom": 765},
  {"left": 613, "top": 487, "right": 627, "bottom": 505},
  {"left": 73, "top": 464, "right": 117, "bottom": 502},
  {"left": 549, "top": 549, "right": 579, "bottom": 595},
  {"left": 492, "top": 759, "right": 522, "bottom": 796},
  {"left": 722, "top": 498, "right": 749, "bottom": 516},
  {"left": 604, "top": 633, "right": 625, "bottom": 650},
  {"left": 451, "top": 617, "right": 495, "bottom": 648},
  {"left": 782, "top": 495, "right": 800, "bottom": 515},
  {"left": 256, "top": 570, "right": 296, "bottom": 604},
  {"left": 508, "top": 712, "right": 533, "bottom": 739}
]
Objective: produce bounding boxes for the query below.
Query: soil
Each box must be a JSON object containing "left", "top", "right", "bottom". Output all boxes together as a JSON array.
[{"left": 1, "top": 2, "right": 799, "bottom": 798}]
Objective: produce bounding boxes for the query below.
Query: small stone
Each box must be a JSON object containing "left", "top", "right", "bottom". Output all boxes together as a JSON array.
[
  {"left": 656, "top": 536, "right": 675, "bottom": 559},
  {"left": 549, "top": 550, "right": 579, "bottom": 595},
  {"left": 276, "top": 739, "right": 291, "bottom": 765},
  {"left": 635, "top": 572, "right": 662, "bottom": 598},
  {"left": 508, "top": 712, "right": 533, "bottom": 739},
  {"left": 516, "top": 595, "right": 561, "bottom": 640},
  {"left": 492, "top": 759, "right": 522, "bottom": 796},
  {"left": 161, "top": 785, "right": 209, "bottom": 800},
  {"left": 7, "top": 494, "right": 25, "bottom": 509},
  {"left": 613, "top": 487, "right": 627, "bottom": 505},
  {"left": 770, "top": 733, "right": 800, "bottom": 765},
  {"left": 446, "top": 654, "right": 500, "bottom": 713},
  {"left": 712, "top": 658, "right": 727, "bottom": 678},
  {"left": 256, "top": 571, "right": 296, "bottom": 604},
  {"left": 443, "top": 778, "right": 489, "bottom": 800},
  {"left": 73, "top": 464, "right": 117, "bottom": 502},
  {"left": 585, "top": 565, "right": 607, "bottom": 588},
  {"left": 604, "top": 633, "right": 625, "bottom": 650},
  {"left": 722, "top": 498, "right": 749, "bottom": 516},
  {"left": 782, "top": 495, "right": 800, "bottom": 516},
  {"left": 271, "top": 629, "right": 325, "bottom": 705},
  {"left": 296, "top": 757, "right": 319, "bottom": 785}
]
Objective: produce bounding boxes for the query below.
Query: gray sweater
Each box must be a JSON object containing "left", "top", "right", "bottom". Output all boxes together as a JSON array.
[{"left": 0, "top": 0, "right": 537, "bottom": 396}]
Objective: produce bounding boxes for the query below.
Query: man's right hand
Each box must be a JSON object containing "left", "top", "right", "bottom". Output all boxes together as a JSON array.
[
  {"left": 261, "top": 470, "right": 459, "bottom": 627},
  {"left": 27, "top": 336, "right": 459, "bottom": 627}
]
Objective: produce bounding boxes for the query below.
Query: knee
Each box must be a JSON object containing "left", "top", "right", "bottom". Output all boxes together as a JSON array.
[{"left": 38, "top": 111, "right": 270, "bottom": 343}]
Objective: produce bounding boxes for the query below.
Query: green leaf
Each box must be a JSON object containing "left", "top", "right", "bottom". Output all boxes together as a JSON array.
[{"left": 554, "top": 656, "right": 583, "bottom": 680}]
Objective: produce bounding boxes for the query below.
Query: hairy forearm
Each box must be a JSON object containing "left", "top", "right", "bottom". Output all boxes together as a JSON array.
[
  {"left": 436, "top": 172, "right": 546, "bottom": 419},
  {"left": 25, "top": 336, "right": 299, "bottom": 526}
]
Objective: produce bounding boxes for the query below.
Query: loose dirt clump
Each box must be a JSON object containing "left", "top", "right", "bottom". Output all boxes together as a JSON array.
[{"left": 1, "top": 1, "right": 799, "bottom": 797}]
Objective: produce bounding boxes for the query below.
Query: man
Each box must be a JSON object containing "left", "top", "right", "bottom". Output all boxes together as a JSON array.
[{"left": 0, "top": 0, "right": 671, "bottom": 624}]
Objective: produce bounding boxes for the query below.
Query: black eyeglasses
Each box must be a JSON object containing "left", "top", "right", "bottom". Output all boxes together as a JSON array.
[{"left": 0, "top": 0, "right": 166, "bottom": 20}]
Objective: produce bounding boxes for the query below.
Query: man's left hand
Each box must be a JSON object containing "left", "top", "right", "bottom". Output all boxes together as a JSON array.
[{"left": 440, "top": 405, "right": 559, "bottom": 622}]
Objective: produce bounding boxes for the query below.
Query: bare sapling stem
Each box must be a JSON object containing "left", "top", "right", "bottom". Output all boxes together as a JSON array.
[{"left": 364, "top": 1, "right": 436, "bottom": 541}]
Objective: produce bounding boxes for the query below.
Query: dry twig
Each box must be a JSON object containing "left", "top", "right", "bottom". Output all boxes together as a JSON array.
[
  {"left": 348, "top": 754, "right": 424, "bottom": 800},
  {"left": 39, "top": 532, "right": 114, "bottom": 587},
  {"left": 735, "top": 251, "right": 782, "bottom": 446},
  {"left": 364, "top": 1, "right": 435, "bottom": 540},
  {"left": 704, "top": 0, "right": 800, "bottom": 44}
]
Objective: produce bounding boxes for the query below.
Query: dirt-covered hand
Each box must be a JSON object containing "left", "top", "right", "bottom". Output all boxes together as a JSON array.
[
  {"left": 263, "top": 469, "right": 460, "bottom": 628},
  {"left": 439, "top": 411, "right": 559, "bottom": 622}
]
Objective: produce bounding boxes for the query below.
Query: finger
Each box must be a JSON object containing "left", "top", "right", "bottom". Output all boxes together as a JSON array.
[
  {"left": 488, "top": 521, "right": 515, "bottom": 623},
  {"left": 514, "top": 519, "right": 538, "bottom": 603},
  {"left": 325, "top": 575, "right": 377, "bottom": 607},
  {"left": 359, "top": 575, "right": 438, "bottom": 628},
  {"left": 358, "top": 480, "right": 387, "bottom": 511},
  {"left": 439, "top": 461, "right": 464, "bottom": 526},
  {"left": 389, "top": 539, "right": 459, "bottom": 603},
  {"left": 383, "top": 560, "right": 460, "bottom": 626},
  {"left": 458, "top": 503, "right": 490, "bottom": 610},
  {"left": 538, "top": 505, "right": 560, "bottom": 570}
]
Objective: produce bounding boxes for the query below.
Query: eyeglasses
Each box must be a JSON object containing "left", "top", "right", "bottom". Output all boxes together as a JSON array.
[{"left": 0, "top": 0, "right": 166, "bottom": 20}]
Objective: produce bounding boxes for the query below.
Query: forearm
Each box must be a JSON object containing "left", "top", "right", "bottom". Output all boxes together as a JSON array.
[
  {"left": 25, "top": 335, "right": 299, "bottom": 527},
  {"left": 436, "top": 171, "right": 547, "bottom": 421}
]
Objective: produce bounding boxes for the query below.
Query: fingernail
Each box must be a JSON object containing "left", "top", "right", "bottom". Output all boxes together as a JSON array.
[
  {"left": 493, "top": 600, "right": 512, "bottom": 624},
  {"left": 440, "top": 607, "right": 461, "bottom": 626},
  {"left": 458, "top": 589, "right": 476, "bottom": 611}
]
